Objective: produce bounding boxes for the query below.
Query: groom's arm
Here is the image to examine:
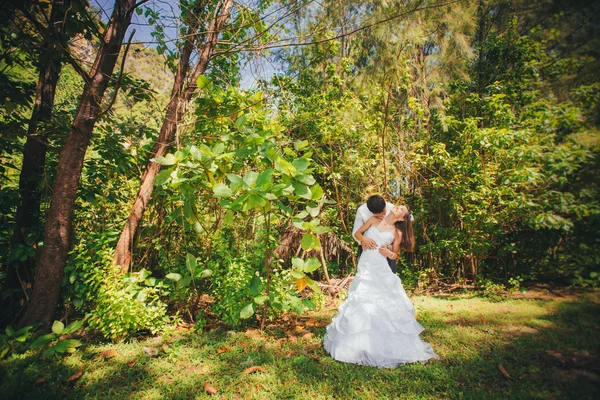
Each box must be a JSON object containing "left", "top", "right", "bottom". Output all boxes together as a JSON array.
[{"left": 352, "top": 205, "right": 368, "bottom": 244}]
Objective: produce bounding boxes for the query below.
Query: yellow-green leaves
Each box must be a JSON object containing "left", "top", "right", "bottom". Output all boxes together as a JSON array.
[
  {"left": 196, "top": 74, "right": 211, "bottom": 90},
  {"left": 274, "top": 156, "right": 296, "bottom": 176},
  {"left": 213, "top": 183, "right": 232, "bottom": 198}
]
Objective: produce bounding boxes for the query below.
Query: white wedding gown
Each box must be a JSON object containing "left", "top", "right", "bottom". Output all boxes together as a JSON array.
[{"left": 323, "top": 227, "right": 438, "bottom": 367}]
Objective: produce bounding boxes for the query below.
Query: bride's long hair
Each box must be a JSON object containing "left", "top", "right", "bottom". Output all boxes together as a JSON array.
[{"left": 394, "top": 206, "right": 415, "bottom": 252}]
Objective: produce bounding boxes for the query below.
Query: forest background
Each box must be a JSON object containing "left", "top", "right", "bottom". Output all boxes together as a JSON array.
[{"left": 0, "top": 0, "right": 599, "bottom": 344}]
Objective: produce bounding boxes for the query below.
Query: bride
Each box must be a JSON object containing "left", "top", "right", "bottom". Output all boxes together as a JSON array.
[{"left": 323, "top": 205, "right": 438, "bottom": 367}]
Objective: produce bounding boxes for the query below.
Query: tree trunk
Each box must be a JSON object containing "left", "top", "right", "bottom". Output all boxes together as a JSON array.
[
  {"left": 114, "top": 0, "right": 233, "bottom": 271},
  {"left": 476, "top": 0, "right": 487, "bottom": 125},
  {"left": 18, "top": 0, "right": 137, "bottom": 328},
  {"left": 5, "top": 0, "right": 65, "bottom": 312}
]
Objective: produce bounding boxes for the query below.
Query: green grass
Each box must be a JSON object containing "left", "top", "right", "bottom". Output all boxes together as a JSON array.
[{"left": 1, "top": 292, "right": 598, "bottom": 399}]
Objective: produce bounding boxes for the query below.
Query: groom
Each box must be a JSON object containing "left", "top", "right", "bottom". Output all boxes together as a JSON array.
[{"left": 352, "top": 194, "right": 397, "bottom": 274}]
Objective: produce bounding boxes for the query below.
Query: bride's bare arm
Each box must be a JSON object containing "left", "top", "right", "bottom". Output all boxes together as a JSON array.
[
  {"left": 380, "top": 230, "right": 402, "bottom": 259},
  {"left": 354, "top": 217, "right": 378, "bottom": 250}
]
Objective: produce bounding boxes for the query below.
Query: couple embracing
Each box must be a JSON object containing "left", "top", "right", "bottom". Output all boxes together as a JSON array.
[{"left": 323, "top": 195, "right": 438, "bottom": 368}]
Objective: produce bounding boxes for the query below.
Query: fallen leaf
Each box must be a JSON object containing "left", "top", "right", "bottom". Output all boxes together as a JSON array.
[
  {"left": 242, "top": 366, "right": 266, "bottom": 374},
  {"left": 302, "top": 332, "right": 315, "bottom": 340},
  {"left": 34, "top": 377, "right": 47, "bottom": 385},
  {"left": 94, "top": 349, "right": 117, "bottom": 361},
  {"left": 143, "top": 347, "right": 159, "bottom": 357},
  {"left": 163, "top": 376, "right": 173, "bottom": 383},
  {"left": 204, "top": 382, "right": 217, "bottom": 395},
  {"left": 186, "top": 365, "right": 206, "bottom": 374},
  {"left": 66, "top": 370, "right": 83, "bottom": 383},
  {"left": 217, "top": 347, "right": 232, "bottom": 354},
  {"left": 175, "top": 323, "right": 194, "bottom": 332},
  {"left": 161, "top": 344, "right": 169, "bottom": 352},
  {"left": 288, "top": 336, "right": 298, "bottom": 343},
  {"left": 284, "top": 353, "right": 292, "bottom": 359},
  {"left": 498, "top": 363, "right": 510, "bottom": 380},
  {"left": 128, "top": 360, "right": 137, "bottom": 368}
]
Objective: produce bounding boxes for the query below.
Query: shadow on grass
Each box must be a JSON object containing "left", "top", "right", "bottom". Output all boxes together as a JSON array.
[{"left": 1, "top": 295, "right": 598, "bottom": 399}]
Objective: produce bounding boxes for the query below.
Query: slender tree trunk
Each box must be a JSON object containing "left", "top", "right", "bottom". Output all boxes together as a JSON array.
[
  {"left": 6, "top": 61, "right": 61, "bottom": 300},
  {"left": 476, "top": 0, "right": 487, "bottom": 126},
  {"left": 19, "top": 0, "right": 137, "bottom": 328},
  {"left": 4, "top": 0, "right": 65, "bottom": 321},
  {"left": 114, "top": 0, "right": 233, "bottom": 271}
]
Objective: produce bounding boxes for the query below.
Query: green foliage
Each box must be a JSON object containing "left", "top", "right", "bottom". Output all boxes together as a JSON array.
[
  {"left": 86, "top": 266, "right": 171, "bottom": 342},
  {"left": 29, "top": 320, "right": 84, "bottom": 357},
  {"left": 0, "top": 319, "right": 84, "bottom": 359},
  {"left": 65, "top": 232, "right": 171, "bottom": 342},
  {"left": 0, "top": 325, "right": 34, "bottom": 359}
]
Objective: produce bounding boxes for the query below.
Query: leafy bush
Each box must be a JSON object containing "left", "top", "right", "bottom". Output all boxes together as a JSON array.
[
  {"left": 86, "top": 267, "right": 171, "bottom": 342},
  {"left": 65, "top": 231, "right": 171, "bottom": 342}
]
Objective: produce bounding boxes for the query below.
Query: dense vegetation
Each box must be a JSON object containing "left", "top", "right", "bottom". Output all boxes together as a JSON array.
[{"left": 0, "top": 0, "right": 598, "bottom": 349}]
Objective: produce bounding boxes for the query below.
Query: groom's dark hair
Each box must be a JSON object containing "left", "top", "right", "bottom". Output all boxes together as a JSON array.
[{"left": 366, "top": 195, "right": 386, "bottom": 214}]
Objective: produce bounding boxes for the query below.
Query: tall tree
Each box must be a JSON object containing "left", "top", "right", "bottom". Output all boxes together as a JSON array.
[
  {"left": 114, "top": 0, "right": 234, "bottom": 271},
  {"left": 19, "top": 0, "right": 139, "bottom": 327},
  {"left": 4, "top": 0, "right": 91, "bottom": 312}
]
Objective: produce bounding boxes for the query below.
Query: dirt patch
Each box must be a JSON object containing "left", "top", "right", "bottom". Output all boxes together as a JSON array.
[
  {"left": 505, "top": 326, "right": 539, "bottom": 334},
  {"left": 507, "top": 284, "right": 600, "bottom": 301}
]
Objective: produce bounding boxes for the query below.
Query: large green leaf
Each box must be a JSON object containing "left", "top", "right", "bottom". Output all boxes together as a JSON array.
[
  {"left": 53, "top": 339, "right": 70, "bottom": 353},
  {"left": 304, "top": 257, "right": 321, "bottom": 273},
  {"left": 186, "top": 253, "right": 197, "bottom": 275},
  {"left": 246, "top": 193, "right": 267, "bottom": 209},
  {"left": 154, "top": 168, "right": 172, "bottom": 186},
  {"left": 297, "top": 174, "right": 316, "bottom": 185},
  {"left": 213, "top": 183, "right": 232, "bottom": 198},
  {"left": 300, "top": 233, "right": 320, "bottom": 250},
  {"left": 292, "top": 182, "right": 311, "bottom": 199},
  {"left": 226, "top": 174, "right": 246, "bottom": 191},
  {"left": 243, "top": 171, "right": 259, "bottom": 187},
  {"left": 292, "top": 158, "right": 309, "bottom": 172},
  {"left": 166, "top": 273, "right": 182, "bottom": 282},
  {"left": 306, "top": 204, "right": 320, "bottom": 217},
  {"left": 152, "top": 153, "right": 176, "bottom": 166},
  {"left": 274, "top": 157, "right": 297, "bottom": 176},
  {"left": 310, "top": 184, "right": 324, "bottom": 200},
  {"left": 30, "top": 334, "right": 56, "bottom": 348},
  {"left": 294, "top": 140, "right": 309, "bottom": 151},
  {"left": 256, "top": 169, "right": 274, "bottom": 188},
  {"left": 305, "top": 277, "right": 322, "bottom": 293},
  {"left": 190, "top": 145, "right": 203, "bottom": 161},
  {"left": 196, "top": 74, "right": 211, "bottom": 90},
  {"left": 290, "top": 270, "right": 305, "bottom": 279},
  {"left": 212, "top": 142, "right": 225, "bottom": 155},
  {"left": 314, "top": 226, "right": 331, "bottom": 234},
  {"left": 240, "top": 303, "right": 254, "bottom": 319},
  {"left": 249, "top": 274, "right": 263, "bottom": 295},
  {"left": 61, "top": 320, "right": 84, "bottom": 335},
  {"left": 52, "top": 321, "right": 64, "bottom": 335},
  {"left": 253, "top": 295, "right": 268, "bottom": 305},
  {"left": 291, "top": 257, "right": 305, "bottom": 270}
]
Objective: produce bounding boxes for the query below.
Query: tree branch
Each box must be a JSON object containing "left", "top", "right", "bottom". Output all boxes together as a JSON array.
[
  {"left": 214, "top": 0, "right": 460, "bottom": 55},
  {"left": 97, "top": 29, "right": 137, "bottom": 118}
]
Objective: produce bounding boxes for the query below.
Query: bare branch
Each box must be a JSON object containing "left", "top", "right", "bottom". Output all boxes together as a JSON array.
[
  {"left": 97, "top": 29, "right": 137, "bottom": 118},
  {"left": 215, "top": 0, "right": 461, "bottom": 55}
]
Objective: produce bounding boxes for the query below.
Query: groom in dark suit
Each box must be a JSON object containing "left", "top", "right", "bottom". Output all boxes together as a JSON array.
[{"left": 352, "top": 194, "right": 397, "bottom": 274}]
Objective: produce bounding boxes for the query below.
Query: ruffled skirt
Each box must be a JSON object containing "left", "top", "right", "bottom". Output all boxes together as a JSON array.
[{"left": 323, "top": 250, "right": 438, "bottom": 367}]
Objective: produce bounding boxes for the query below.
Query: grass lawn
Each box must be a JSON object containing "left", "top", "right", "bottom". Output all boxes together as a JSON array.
[{"left": 1, "top": 289, "right": 598, "bottom": 399}]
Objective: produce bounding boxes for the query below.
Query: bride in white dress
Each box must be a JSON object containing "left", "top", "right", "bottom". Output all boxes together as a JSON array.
[{"left": 323, "top": 205, "right": 438, "bottom": 367}]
